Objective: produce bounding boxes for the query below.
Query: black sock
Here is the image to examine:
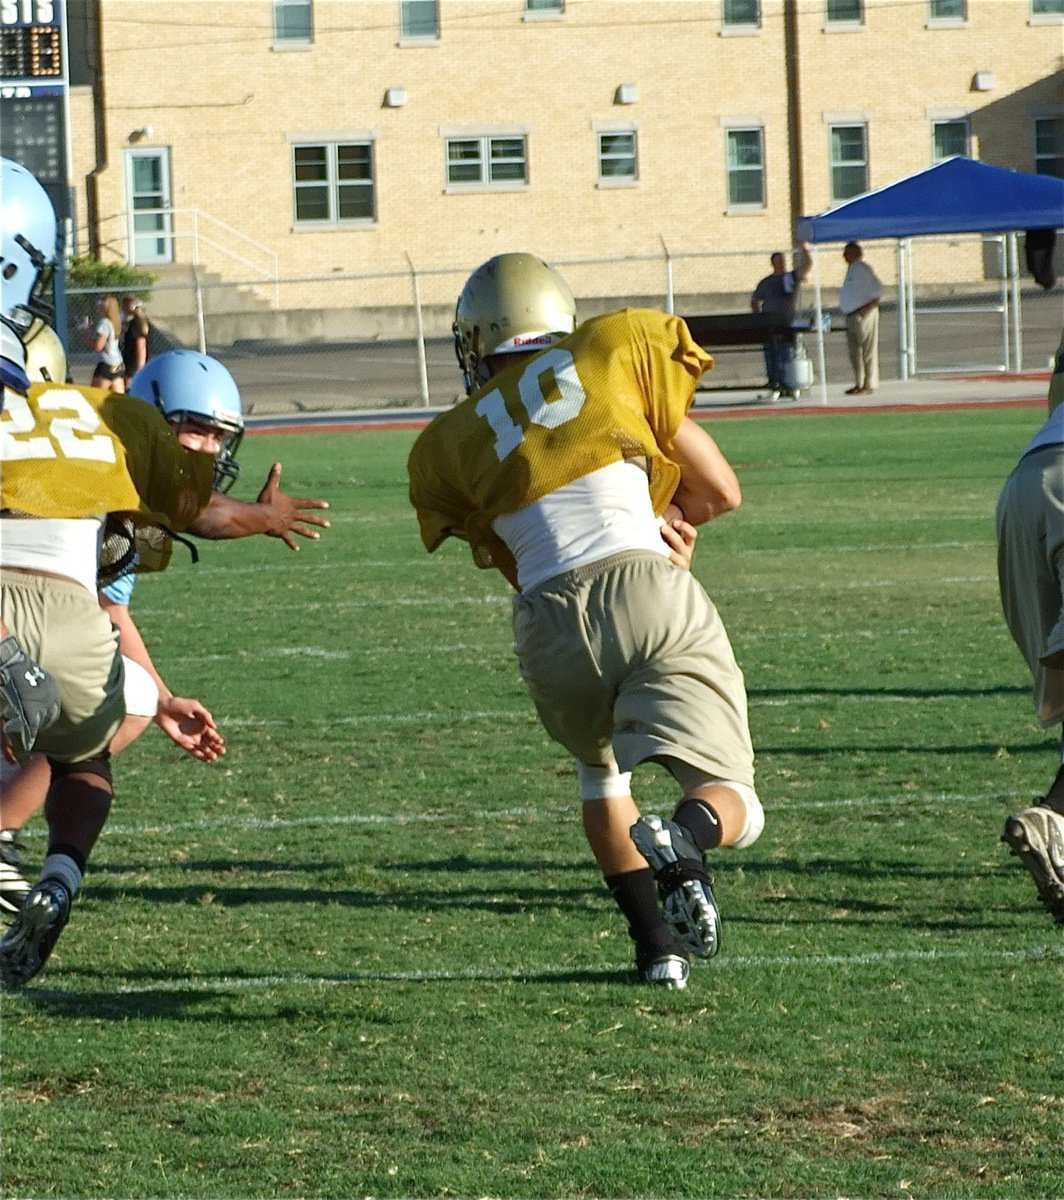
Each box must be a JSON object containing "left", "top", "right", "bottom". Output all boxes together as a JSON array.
[
  {"left": 672, "top": 798, "right": 722, "bottom": 852},
  {"left": 604, "top": 868, "right": 675, "bottom": 955},
  {"left": 1045, "top": 762, "right": 1064, "bottom": 814}
]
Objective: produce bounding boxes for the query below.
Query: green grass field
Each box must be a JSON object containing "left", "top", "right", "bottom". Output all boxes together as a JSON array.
[{"left": 3, "top": 405, "right": 1063, "bottom": 1200}]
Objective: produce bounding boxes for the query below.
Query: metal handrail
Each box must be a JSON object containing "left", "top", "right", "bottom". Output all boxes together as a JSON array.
[{"left": 80, "top": 208, "right": 280, "bottom": 307}]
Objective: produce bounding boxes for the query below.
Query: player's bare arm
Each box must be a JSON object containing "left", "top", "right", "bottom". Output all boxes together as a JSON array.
[
  {"left": 99, "top": 596, "right": 225, "bottom": 762},
  {"left": 189, "top": 463, "right": 331, "bottom": 551},
  {"left": 668, "top": 416, "right": 742, "bottom": 525}
]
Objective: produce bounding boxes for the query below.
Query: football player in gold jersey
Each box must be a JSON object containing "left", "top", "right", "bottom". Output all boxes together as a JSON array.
[
  {"left": 0, "top": 157, "right": 328, "bottom": 988},
  {"left": 409, "top": 253, "right": 763, "bottom": 988},
  {"left": 998, "top": 330, "right": 1064, "bottom": 925}
]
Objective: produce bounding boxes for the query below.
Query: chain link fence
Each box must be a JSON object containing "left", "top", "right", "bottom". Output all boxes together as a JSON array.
[{"left": 61, "top": 237, "right": 1055, "bottom": 416}]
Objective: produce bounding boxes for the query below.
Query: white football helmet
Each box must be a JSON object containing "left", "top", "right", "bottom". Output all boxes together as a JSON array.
[
  {"left": 23, "top": 319, "right": 68, "bottom": 383},
  {"left": 129, "top": 350, "right": 245, "bottom": 491},
  {"left": 1, "top": 157, "right": 58, "bottom": 333},
  {"left": 453, "top": 252, "right": 577, "bottom": 394}
]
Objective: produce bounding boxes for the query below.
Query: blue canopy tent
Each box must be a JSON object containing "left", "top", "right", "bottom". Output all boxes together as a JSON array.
[{"left": 795, "top": 158, "right": 1064, "bottom": 400}]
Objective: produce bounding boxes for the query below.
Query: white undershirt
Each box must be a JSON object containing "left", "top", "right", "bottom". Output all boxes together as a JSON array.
[
  {"left": 492, "top": 460, "right": 669, "bottom": 592},
  {"left": 0, "top": 516, "right": 105, "bottom": 594}
]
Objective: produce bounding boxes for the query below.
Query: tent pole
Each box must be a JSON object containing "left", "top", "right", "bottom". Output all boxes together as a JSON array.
[
  {"left": 897, "top": 239, "right": 908, "bottom": 381},
  {"left": 812, "top": 245, "right": 828, "bottom": 405},
  {"left": 1007, "top": 232, "right": 1022, "bottom": 372},
  {"left": 907, "top": 241, "right": 917, "bottom": 377}
]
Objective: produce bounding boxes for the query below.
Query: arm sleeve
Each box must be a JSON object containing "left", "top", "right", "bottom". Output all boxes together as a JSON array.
[{"left": 100, "top": 571, "right": 137, "bottom": 606}]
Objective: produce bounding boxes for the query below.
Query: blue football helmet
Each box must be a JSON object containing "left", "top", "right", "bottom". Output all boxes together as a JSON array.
[
  {"left": 129, "top": 350, "right": 245, "bottom": 491},
  {"left": 1, "top": 157, "right": 58, "bottom": 333}
]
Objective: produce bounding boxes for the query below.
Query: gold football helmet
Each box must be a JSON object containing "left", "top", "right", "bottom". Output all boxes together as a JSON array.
[
  {"left": 453, "top": 252, "right": 577, "bottom": 394},
  {"left": 23, "top": 318, "right": 68, "bottom": 383}
]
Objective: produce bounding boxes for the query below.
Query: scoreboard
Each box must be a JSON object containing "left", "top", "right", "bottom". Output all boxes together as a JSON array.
[{"left": 0, "top": 0, "right": 68, "bottom": 224}]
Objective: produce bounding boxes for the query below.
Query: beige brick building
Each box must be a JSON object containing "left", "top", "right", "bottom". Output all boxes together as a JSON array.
[{"left": 7, "top": 0, "right": 1063, "bottom": 312}]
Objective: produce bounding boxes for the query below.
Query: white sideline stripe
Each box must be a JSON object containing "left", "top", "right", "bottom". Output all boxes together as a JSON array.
[
  {"left": 192, "top": 576, "right": 996, "bottom": 610},
  {"left": 218, "top": 685, "right": 1009, "bottom": 729},
  {"left": 223, "top": 708, "right": 529, "bottom": 728},
  {"left": 201, "top": 540, "right": 992, "bottom": 576},
  {"left": 98, "top": 944, "right": 1064, "bottom": 995},
  {"left": 171, "top": 625, "right": 1008, "bottom": 664},
  {"left": 98, "top": 791, "right": 1002, "bottom": 838}
]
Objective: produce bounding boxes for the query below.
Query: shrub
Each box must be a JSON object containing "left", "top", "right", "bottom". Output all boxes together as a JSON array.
[{"left": 66, "top": 256, "right": 157, "bottom": 300}]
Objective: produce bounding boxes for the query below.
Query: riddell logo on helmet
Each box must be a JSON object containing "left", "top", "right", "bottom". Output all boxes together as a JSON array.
[{"left": 513, "top": 335, "right": 554, "bottom": 346}]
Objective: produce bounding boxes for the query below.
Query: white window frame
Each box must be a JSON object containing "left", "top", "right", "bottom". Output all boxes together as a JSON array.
[
  {"left": 721, "top": 0, "right": 761, "bottom": 32},
  {"left": 595, "top": 126, "right": 639, "bottom": 187},
  {"left": 400, "top": 0, "right": 440, "bottom": 43},
  {"left": 825, "top": 0, "right": 864, "bottom": 28},
  {"left": 290, "top": 136, "right": 377, "bottom": 228},
  {"left": 723, "top": 123, "right": 766, "bottom": 210},
  {"left": 1030, "top": 0, "right": 1063, "bottom": 23},
  {"left": 931, "top": 118, "right": 969, "bottom": 162},
  {"left": 1034, "top": 116, "right": 1064, "bottom": 177},
  {"left": 443, "top": 130, "right": 530, "bottom": 192},
  {"left": 927, "top": 0, "right": 966, "bottom": 23},
  {"left": 524, "top": 0, "right": 565, "bottom": 18},
  {"left": 273, "top": 0, "right": 313, "bottom": 46},
  {"left": 829, "top": 122, "right": 869, "bottom": 202}
]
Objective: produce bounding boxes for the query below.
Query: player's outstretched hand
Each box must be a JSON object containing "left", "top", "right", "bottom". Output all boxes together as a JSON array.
[
  {"left": 255, "top": 462, "right": 331, "bottom": 551},
  {"left": 156, "top": 695, "right": 226, "bottom": 762},
  {"left": 659, "top": 516, "right": 698, "bottom": 571}
]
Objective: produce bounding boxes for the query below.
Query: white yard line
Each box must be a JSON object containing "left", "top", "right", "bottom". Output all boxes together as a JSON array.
[
  {"left": 86, "top": 943, "right": 1063, "bottom": 995},
  {"left": 93, "top": 790, "right": 1006, "bottom": 839}
]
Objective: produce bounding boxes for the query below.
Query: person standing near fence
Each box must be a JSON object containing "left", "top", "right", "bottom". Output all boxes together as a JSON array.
[
  {"left": 839, "top": 242, "right": 882, "bottom": 395},
  {"left": 750, "top": 245, "right": 811, "bottom": 401},
  {"left": 90, "top": 294, "right": 126, "bottom": 392},
  {"left": 121, "top": 295, "right": 151, "bottom": 387}
]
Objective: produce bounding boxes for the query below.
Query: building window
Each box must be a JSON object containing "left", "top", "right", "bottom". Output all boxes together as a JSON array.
[
  {"left": 598, "top": 131, "right": 638, "bottom": 183},
  {"left": 722, "top": 0, "right": 761, "bottom": 28},
  {"left": 830, "top": 123, "right": 868, "bottom": 200},
  {"left": 1035, "top": 118, "right": 1064, "bottom": 177},
  {"left": 292, "top": 142, "right": 376, "bottom": 225},
  {"left": 446, "top": 135, "right": 528, "bottom": 189},
  {"left": 526, "top": 0, "right": 564, "bottom": 12},
  {"left": 1031, "top": 0, "right": 1063, "bottom": 16},
  {"left": 928, "top": 0, "right": 965, "bottom": 19},
  {"left": 274, "top": 0, "right": 312, "bottom": 42},
  {"left": 826, "top": 0, "right": 863, "bottom": 23},
  {"left": 725, "top": 127, "right": 765, "bottom": 207},
  {"left": 932, "top": 119, "right": 969, "bottom": 161},
  {"left": 400, "top": 0, "right": 439, "bottom": 39}
]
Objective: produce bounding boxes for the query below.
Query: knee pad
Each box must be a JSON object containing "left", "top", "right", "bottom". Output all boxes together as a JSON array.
[
  {"left": 729, "top": 784, "right": 765, "bottom": 849},
  {"left": 48, "top": 752, "right": 112, "bottom": 787},
  {"left": 122, "top": 655, "right": 159, "bottom": 718},
  {"left": 667, "top": 761, "right": 765, "bottom": 849},
  {"left": 577, "top": 760, "right": 633, "bottom": 801}
]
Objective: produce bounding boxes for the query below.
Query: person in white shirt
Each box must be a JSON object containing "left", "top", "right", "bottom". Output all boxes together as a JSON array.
[{"left": 838, "top": 242, "right": 883, "bottom": 395}]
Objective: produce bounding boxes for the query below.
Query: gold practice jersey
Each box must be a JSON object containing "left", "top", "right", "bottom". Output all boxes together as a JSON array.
[
  {"left": 408, "top": 308, "right": 712, "bottom": 583},
  {"left": 1, "top": 381, "right": 216, "bottom": 571}
]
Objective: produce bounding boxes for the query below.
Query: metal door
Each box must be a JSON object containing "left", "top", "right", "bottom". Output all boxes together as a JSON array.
[{"left": 124, "top": 148, "right": 173, "bottom": 265}]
